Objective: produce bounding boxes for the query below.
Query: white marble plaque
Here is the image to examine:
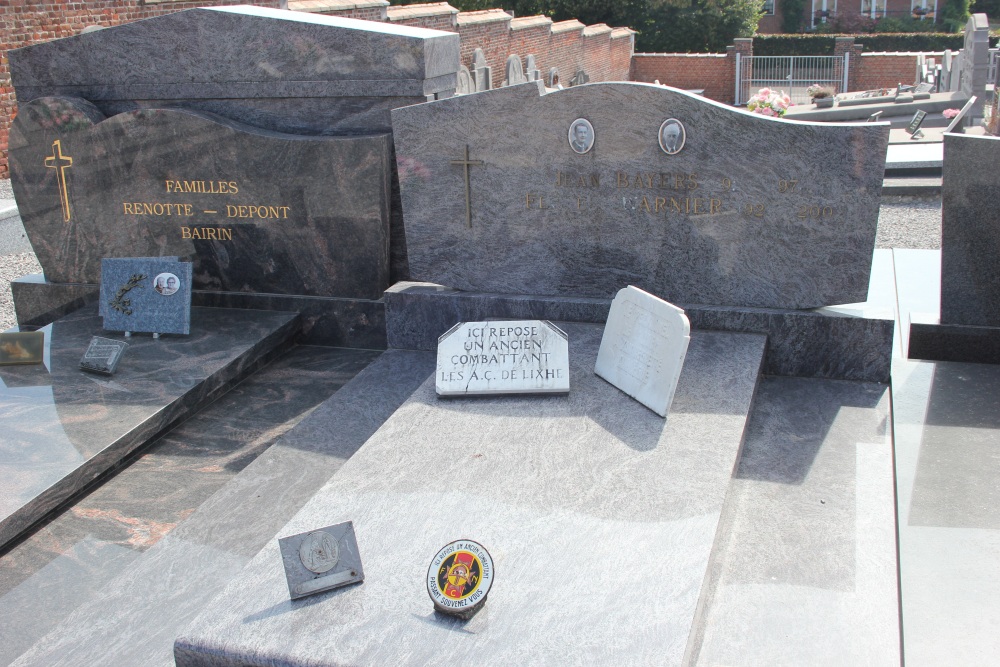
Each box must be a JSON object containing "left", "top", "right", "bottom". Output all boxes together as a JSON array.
[
  {"left": 436, "top": 320, "right": 569, "bottom": 396},
  {"left": 595, "top": 286, "right": 689, "bottom": 417}
]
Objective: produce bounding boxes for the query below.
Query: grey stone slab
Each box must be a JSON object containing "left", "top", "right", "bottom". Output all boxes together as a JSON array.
[
  {"left": 174, "top": 324, "right": 766, "bottom": 667},
  {"left": 10, "top": 98, "right": 391, "bottom": 299},
  {"left": 392, "top": 82, "right": 888, "bottom": 309},
  {"left": 384, "top": 282, "right": 893, "bottom": 382},
  {"left": 892, "top": 358, "right": 1000, "bottom": 665},
  {"left": 8, "top": 349, "right": 433, "bottom": 667},
  {"left": 9, "top": 7, "right": 461, "bottom": 127},
  {"left": 940, "top": 133, "right": 1000, "bottom": 326},
  {"left": 885, "top": 141, "right": 944, "bottom": 170},
  {"left": 0, "top": 305, "right": 299, "bottom": 552},
  {"left": 693, "top": 376, "right": 897, "bottom": 665}
]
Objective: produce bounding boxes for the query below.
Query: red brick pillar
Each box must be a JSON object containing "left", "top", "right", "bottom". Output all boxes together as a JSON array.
[
  {"left": 730, "top": 38, "right": 753, "bottom": 105},
  {"left": 833, "top": 37, "right": 857, "bottom": 94}
]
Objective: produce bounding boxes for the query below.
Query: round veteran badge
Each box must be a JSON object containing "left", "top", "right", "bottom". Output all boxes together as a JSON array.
[{"left": 427, "top": 539, "right": 494, "bottom": 619}]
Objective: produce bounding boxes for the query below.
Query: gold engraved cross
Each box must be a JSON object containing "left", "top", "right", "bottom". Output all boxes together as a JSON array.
[
  {"left": 44, "top": 139, "right": 74, "bottom": 222},
  {"left": 449, "top": 144, "right": 483, "bottom": 228}
]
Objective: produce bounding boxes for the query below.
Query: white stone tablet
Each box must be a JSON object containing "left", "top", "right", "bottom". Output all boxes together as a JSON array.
[
  {"left": 595, "top": 286, "right": 690, "bottom": 417},
  {"left": 436, "top": 320, "right": 569, "bottom": 396}
]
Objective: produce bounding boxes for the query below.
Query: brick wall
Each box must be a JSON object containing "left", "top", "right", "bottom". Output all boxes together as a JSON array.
[
  {"left": 631, "top": 53, "right": 736, "bottom": 103},
  {"left": 0, "top": 1, "right": 633, "bottom": 179},
  {"left": 855, "top": 52, "right": 934, "bottom": 91}
]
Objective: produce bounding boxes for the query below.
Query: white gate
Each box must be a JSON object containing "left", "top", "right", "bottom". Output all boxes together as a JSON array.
[{"left": 735, "top": 54, "right": 849, "bottom": 106}]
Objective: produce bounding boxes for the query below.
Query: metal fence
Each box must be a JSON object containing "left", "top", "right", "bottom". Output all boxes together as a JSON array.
[{"left": 735, "top": 54, "right": 849, "bottom": 106}]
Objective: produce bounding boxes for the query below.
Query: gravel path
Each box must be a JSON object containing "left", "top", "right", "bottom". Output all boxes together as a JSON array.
[{"left": 0, "top": 189, "right": 944, "bottom": 331}]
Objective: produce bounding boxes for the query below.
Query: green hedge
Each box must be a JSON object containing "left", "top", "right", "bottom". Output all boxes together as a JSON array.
[{"left": 753, "top": 33, "right": 998, "bottom": 55}]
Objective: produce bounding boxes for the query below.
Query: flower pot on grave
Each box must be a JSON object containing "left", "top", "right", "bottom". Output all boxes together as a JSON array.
[{"left": 813, "top": 97, "right": 834, "bottom": 108}]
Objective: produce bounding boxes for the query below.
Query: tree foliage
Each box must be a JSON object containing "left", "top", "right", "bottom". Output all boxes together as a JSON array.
[{"left": 394, "top": 0, "right": 763, "bottom": 53}]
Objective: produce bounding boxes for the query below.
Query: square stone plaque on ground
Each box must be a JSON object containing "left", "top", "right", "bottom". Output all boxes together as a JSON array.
[
  {"left": 278, "top": 521, "right": 365, "bottom": 600},
  {"left": 100, "top": 258, "right": 192, "bottom": 335},
  {"left": 595, "top": 286, "right": 690, "bottom": 417},
  {"left": 79, "top": 336, "right": 128, "bottom": 375},
  {"left": 436, "top": 320, "right": 569, "bottom": 396}
]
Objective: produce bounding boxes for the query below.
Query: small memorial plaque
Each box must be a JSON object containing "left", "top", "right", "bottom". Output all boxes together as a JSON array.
[
  {"left": 278, "top": 521, "right": 364, "bottom": 600},
  {"left": 436, "top": 320, "right": 570, "bottom": 396},
  {"left": 79, "top": 336, "right": 129, "bottom": 375},
  {"left": 594, "top": 286, "right": 690, "bottom": 417},
  {"left": 0, "top": 331, "right": 44, "bottom": 366},
  {"left": 100, "top": 258, "right": 193, "bottom": 335},
  {"left": 427, "top": 539, "right": 494, "bottom": 619},
  {"left": 906, "top": 110, "right": 928, "bottom": 138}
]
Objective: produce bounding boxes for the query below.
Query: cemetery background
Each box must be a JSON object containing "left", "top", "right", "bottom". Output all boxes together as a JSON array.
[{"left": 0, "top": 5, "right": 999, "bottom": 667}]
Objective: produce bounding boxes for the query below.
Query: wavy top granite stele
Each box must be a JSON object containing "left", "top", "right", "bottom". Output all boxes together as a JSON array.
[
  {"left": 8, "top": 5, "right": 460, "bottom": 135},
  {"left": 392, "top": 82, "right": 890, "bottom": 310}
]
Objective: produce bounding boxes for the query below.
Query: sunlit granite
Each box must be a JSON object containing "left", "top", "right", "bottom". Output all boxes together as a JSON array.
[
  {"left": 175, "top": 324, "right": 765, "bottom": 666},
  {"left": 893, "top": 359, "right": 1000, "bottom": 665},
  {"left": 384, "top": 282, "right": 893, "bottom": 382},
  {"left": 0, "top": 346, "right": 379, "bottom": 665},
  {"left": 693, "top": 376, "right": 898, "bottom": 665},
  {"left": 0, "top": 305, "right": 299, "bottom": 552},
  {"left": 6, "top": 349, "right": 432, "bottom": 667}
]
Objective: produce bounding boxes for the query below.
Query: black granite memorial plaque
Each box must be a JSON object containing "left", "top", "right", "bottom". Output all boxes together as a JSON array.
[
  {"left": 79, "top": 336, "right": 128, "bottom": 375},
  {"left": 10, "top": 99, "right": 392, "bottom": 299}
]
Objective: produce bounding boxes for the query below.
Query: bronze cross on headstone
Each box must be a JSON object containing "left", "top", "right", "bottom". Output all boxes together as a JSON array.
[
  {"left": 44, "top": 139, "right": 74, "bottom": 222},
  {"left": 449, "top": 144, "right": 483, "bottom": 228}
]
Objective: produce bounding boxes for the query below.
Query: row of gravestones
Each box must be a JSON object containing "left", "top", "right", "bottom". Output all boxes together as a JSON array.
[{"left": 456, "top": 48, "right": 589, "bottom": 94}]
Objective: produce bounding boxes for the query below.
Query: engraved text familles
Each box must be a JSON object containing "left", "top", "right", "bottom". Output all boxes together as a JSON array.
[{"left": 120, "top": 180, "right": 292, "bottom": 239}]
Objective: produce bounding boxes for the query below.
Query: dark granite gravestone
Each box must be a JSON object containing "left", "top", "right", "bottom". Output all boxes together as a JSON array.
[
  {"left": 10, "top": 98, "right": 391, "bottom": 299},
  {"left": 940, "top": 133, "right": 1000, "bottom": 327},
  {"left": 8, "top": 6, "right": 460, "bottom": 136},
  {"left": 908, "top": 132, "right": 1000, "bottom": 363},
  {"left": 7, "top": 6, "right": 462, "bottom": 343},
  {"left": 391, "top": 82, "right": 889, "bottom": 310}
]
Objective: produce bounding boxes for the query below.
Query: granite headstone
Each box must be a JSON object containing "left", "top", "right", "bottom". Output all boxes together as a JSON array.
[
  {"left": 503, "top": 55, "right": 527, "bottom": 87},
  {"left": 957, "top": 14, "right": 991, "bottom": 120},
  {"left": 595, "top": 286, "right": 690, "bottom": 417},
  {"left": 471, "top": 49, "right": 492, "bottom": 92},
  {"left": 10, "top": 98, "right": 391, "bottom": 299},
  {"left": 392, "top": 82, "right": 889, "bottom": 310},
  {"left": 8, "top": 6, "right": 461, "bottom": 136},
  {"left": 940, "top": 133, "right": 1000, "bottom": 327}
]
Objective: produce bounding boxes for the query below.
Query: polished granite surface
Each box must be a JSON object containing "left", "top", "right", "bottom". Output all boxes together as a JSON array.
[
  {"left": 0, "top": 305, "right": 299, "bottom": 553},
  {"left": 175, "top": 324, "right": 766, "bottom": 667},
  {"left": 2, "top": 244, "right": 1000, "bottom": 665},
  {"left": 695, "top": 376, "right": 897, "bottom": 665},
  {"left": 0, "top": 344, "right": 389, "bottom": 666}
]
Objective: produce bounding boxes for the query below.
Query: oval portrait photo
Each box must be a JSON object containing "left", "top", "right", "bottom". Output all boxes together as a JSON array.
[
  {"left": 568, "top": 118, "right": 595, "bottom": 155},
  {"left": 154, "top": 272, "right": 180, "bottom": 296},
  {"left": 658, "top": 119, "right": 686, "bottom": 155}
]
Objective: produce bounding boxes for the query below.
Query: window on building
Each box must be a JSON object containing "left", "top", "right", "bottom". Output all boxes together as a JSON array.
[
  {"left": 810, "top": 0, "right": 836, "bottom": 26},
  {"left": 911, "top": 0, "right": 937, "bottom": 19},
  {"left": 762, "top": 0, "right": 775, "bottom": 15},
  {"left": 860, "top": 0, "right": 887, "bottom": 18}
]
